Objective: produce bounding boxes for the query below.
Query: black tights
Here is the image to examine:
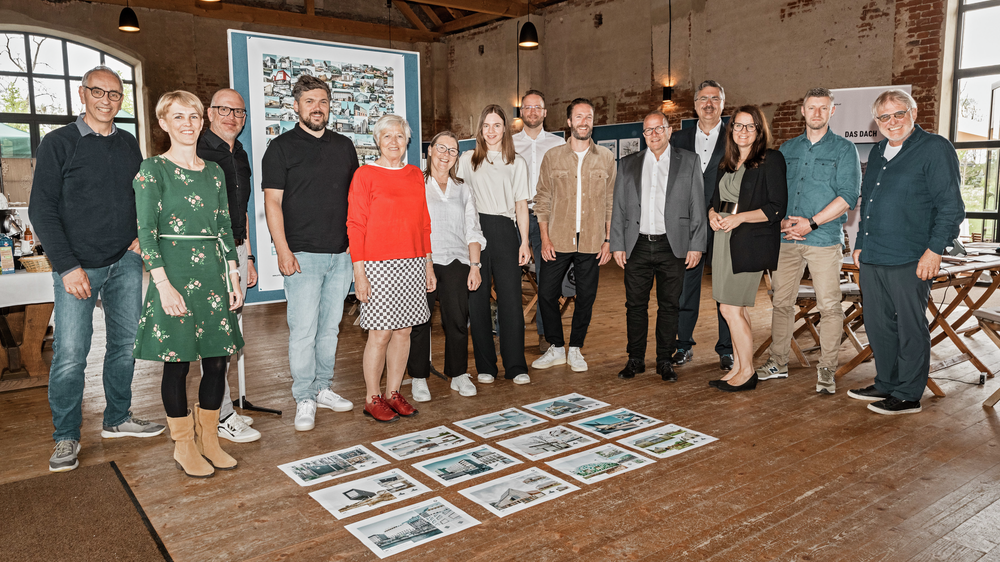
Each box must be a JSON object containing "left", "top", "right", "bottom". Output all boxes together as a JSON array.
[{"left": 161, "top": 357, "right": 227, "bottom": 418}]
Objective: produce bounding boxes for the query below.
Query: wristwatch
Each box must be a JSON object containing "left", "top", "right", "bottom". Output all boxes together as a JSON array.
[
  {"left": 470, "top": 262, "right": 482, "bottom": 268},
  {"left": 808, "top": 218, "right": 819, "bottom": 231},
  {"left": 604, "top": 238, "right": 610, "bottom": 243},
  {"left": 247, "top": 254, "right": 256, "bottom": 263}
]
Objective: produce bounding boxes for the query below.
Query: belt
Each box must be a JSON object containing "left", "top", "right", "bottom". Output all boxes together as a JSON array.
[
  {"left": 718, "top": 201, "right": 738, "bottom": 214},
  {"left": 639, "top": 233, "right": 667, "bottom": 242},
  {"left": 159, "top": 234, "right": 235, "bottom": 292}
]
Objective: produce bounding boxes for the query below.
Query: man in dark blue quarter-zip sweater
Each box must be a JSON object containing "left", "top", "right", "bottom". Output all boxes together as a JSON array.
[
  {"left": 30, "top": 66, "right": 165, "bottom": 473},
  {"left": 848, "top": 89, "right": 965, "bottom": 415}
]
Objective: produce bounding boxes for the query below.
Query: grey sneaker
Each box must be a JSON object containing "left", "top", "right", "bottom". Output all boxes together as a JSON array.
[
  {"left": 816, "top": 367, "right": 836, "bottom": 394},
  {"left": 49, "top": 440, "right": 81, "bottom": 472},
  {"left": 755, "top": 358, "right": 788, "bottom": 380},
  {"left": 101, "top": 414, "right": 166, "bottom": 439}
]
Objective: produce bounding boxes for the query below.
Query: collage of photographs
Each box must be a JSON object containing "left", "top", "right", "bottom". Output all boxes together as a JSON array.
[{"left": 270, "top": 393, "right": 718, "bottom": 558}]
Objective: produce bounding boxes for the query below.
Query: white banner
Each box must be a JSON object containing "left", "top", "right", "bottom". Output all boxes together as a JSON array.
[{"left": 829, "top": 85, "right": 912, "bottom": 144}]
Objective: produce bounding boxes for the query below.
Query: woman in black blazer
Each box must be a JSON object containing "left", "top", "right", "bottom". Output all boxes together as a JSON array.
[{"left": 707, "top": 105, "right": 787, "bottom": 392}]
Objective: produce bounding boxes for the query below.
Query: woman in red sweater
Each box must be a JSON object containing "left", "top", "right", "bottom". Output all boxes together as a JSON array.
[{"left": 347, "top": 114, "right": 436, "bottom": 422}]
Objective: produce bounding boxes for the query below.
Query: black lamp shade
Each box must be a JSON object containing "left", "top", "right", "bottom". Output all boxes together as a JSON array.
[
  {"left": 662, "top": 86, "right": 673, "bottom": 102},
  {"left": 119, "top": 7, "right": 140, "bottom": 32},
  {"left": 518, "top": 22, "right": 539, "bottom": 48}
]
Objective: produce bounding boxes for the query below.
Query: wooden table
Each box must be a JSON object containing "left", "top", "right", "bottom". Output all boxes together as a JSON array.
[
  {"left": 837, "top": 251, "right": 1000, "bottom": 397},
  {"left": 0, "top": 270, "right": 55, "bottom": 392}
]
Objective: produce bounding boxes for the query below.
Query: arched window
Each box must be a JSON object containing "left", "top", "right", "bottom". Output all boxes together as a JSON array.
[{"left": 0, "top": 32, "right": 138, "bottom": 158}]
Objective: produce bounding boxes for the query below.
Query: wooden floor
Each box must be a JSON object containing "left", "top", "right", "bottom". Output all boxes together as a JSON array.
[{"left": 3, "top": 265, "right": 1000, "bottom": 561}]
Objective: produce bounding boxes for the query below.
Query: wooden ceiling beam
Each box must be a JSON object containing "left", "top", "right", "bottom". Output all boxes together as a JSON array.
[
  {"left": 392, "top": 1, "right": 429, "bottom": 32},
  {"left": 445, "top": 7, "right": 464, "bottom": 19},
  {"left": 434, "top": 11, "right": 502, "bottom": 33},
  {"left": 89, "top": 0, "right": 441, "bottom": 43},
  {"left": 419, "top": 4, "right": 444, "bottom": 27},
  {"left": 411, "top": 1, "right": 526, "bottom": 17}
]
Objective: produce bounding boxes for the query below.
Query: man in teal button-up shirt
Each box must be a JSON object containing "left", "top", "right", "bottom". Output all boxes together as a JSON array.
[
  {"left": 757, "top": 88, "right": 861, "bottom": 395},
  {"left": 847, "top": 89, "right": 964, "bottom": 415}
]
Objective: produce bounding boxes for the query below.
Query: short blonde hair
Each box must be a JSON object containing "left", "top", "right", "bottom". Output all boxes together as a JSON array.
[
  {"left": 155, "top": 90, "right": 204, "bottom": 121},
  {"left": 373, "top": 114, "right": 411, "bottom": 151},
  {"left": 871, "top": 89, "right": 916, "bottom": 117}
]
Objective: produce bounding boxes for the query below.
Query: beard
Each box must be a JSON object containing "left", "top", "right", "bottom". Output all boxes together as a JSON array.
[
  {"left": 300, "top": 111, "right": 328, "bottom": 131},
  {"left": 806, "top": 119, "right": 830, "bottom": 131},
  {"left": 522, "top": 114, "right": 544, "bottom": 129},
  {"left": 571, "top": 126, "right": 592, "bottom": 141}
]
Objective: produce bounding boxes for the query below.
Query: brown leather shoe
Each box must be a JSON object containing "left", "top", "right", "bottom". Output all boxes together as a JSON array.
[
  {"left": 384, "top": 391, "right": 418, "bottom": 417},
  {"left": 363, "top": 395, "right": 400, "bottom": 423}
]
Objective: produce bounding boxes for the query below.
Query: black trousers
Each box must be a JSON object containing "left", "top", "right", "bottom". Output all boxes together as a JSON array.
[
  {"left": 676, "top": 235, "right": 733, "bottom": 356},
  {"left": 539, "top": 249, "right": 600, "bottom": 348},
  {"left": 407, "top": 260, "right": 471, "bottom": 379},
  {"left": 469, "top": 214, "right": 528, "bottom": 378},
  {"left": 624, "top": 236, "right": 686, "bottom": 363}
]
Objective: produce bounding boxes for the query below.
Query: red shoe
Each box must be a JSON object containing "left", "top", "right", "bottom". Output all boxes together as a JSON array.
[
  {"left": 384, "top": 391, "right": 418, "bottom": 417},
  {"left": 363, "top": 395, "right": 399, "bottom": 423}
]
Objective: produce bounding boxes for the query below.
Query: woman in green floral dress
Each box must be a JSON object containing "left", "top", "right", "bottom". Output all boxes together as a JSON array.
[{"left": 133, "top": 91, "right": 244, "bottom": 478}]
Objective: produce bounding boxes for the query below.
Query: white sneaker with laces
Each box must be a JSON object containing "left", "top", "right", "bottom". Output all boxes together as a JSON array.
[
  {"left": 513, "top": 373, "right": 531, "bottom": 385},
  {"left": 532, "top": 345, "right": 566, "bottom": 369},
  {"left": 567, "top": 347, "right": 588, "bottom": 372},
  {"left": 218, "top": 412, "right": 261, "bottom": 443},
  {"left": 477, "top": 373, "right": 496, "bottom": 384},
  {"left": 411, "top": 378, "right": 432, "bottom": 402},
  {"left": 240, "top": 415, "right": 253, "bottom": 426},
  {"left": 450, "top": 374, "right": 477, "bottom": 396},
  {"left": 294, "top": 399, "right": 317, "bottom": 431},
  {"left": 316, "top": 389, "right": 354, "bottom": 412}
]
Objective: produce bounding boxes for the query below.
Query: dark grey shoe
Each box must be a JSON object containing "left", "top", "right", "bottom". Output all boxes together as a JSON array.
[
  {"left": 617, "top": 358, "right": 646, "bottom": 379},
  {"left": 49, "top": 440, "right": 81, "bottom": 473},
  {"left": 868, "top": 396, "right": 922, "bottom": 415},
  {"left": 671, "top": 349, "right": 693, "bottom": 365},
  {"left": 101, "top": 414, "right": 166, "bottom": 439},
  {"left": 657, "top": 361, "right": 678, "bottom": 382},
  {"left": 847, "top": 385, "right": 892, "bottom": 402},
  {"left": 719, "top": 354, "right": 734, "bottom": 371}
]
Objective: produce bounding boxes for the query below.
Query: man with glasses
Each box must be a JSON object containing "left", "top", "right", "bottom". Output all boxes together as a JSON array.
[
  {"left": 513, "top": 90, "right": 566, "bottom": 352},
  {"left": 197, "top": 88, "right": 261, "bottom": 443},
  {"left": 531, "top": 98, "right": 616, "bottom": 372},
  {"left": 848, "top": 89, "right": 963, "bottom": 415},
  {"left": 610, "top": 111, "right": 706, "bottom": 381},
  {"left": 755, "top": 88, "right": 861, "bottom": 394},
  {"left": 31, "top": 65, "right": 165, "bottom": 473},
  {"left": 669, "top": 80, "right": 734, "bottom": 371},
  {"left": 262, "top": 74, "right": 357, "bottom": 431}
]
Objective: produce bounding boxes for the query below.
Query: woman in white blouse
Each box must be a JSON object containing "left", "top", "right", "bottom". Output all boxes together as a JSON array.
[
  {"left": 406, "top": 131, "right": 486, "bottom": 401},
  {"left": 458, "top": 105, "right": 532, "bottom": 385}
]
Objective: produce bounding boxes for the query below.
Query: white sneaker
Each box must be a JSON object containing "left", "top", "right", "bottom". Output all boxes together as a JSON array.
[
  {"left": 567, "top": 347, "right": 588, "bottom": 372},
  {"left": 477, "top": 373, "right": 495, "bottom": 384},
  {"left": 450, "top": 374, "right": 477, "bottom": 397},
  {"left": 513, "top": 373, "right": 531, "bottom": 385},
  {"left": 532, "top": 346, "right": 566, "bottom": 369},
  {"left": 240, "top": 415, "right": 253, "bottom": 426},
  {"left": 218, "top": 412, "right": 261, "bottom": 443},
  {"left": 411, "top": 378, "right": 432, "bottom": 402},
  {"left": 294, "top": 399, "right": 317, "bottom": 431},
  {"left": 316, "top": 389, "right": 354, "bottom": 412}
]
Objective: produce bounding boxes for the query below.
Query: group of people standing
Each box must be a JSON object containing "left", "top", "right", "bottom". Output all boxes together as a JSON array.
[{"left": 30, "top": 63, "right": 964, "bottom": 478}]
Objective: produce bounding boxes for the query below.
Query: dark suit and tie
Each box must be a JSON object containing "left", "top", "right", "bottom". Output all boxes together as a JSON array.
[{"left": 610, "top": 141, "right": 707, "bottom": 380}]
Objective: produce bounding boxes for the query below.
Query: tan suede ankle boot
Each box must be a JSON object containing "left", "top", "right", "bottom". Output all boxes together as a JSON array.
[
  {"left": 167, "top": 412, "right": 214, "bottom": 478},
  {"left": 194, "top": 404, "right": 237, "bottom": 470}
]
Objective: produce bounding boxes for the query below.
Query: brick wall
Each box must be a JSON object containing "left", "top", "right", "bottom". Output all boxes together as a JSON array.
[{"left": 892, "top": 0, "right": 947, "bottom": 134}]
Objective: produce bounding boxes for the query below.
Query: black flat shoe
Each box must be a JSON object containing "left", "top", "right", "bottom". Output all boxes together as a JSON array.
[
  {"left": 618, "top": 358, "right": 646, "bottom": 379},
  {"left": 708, "top": 379, "right": 725, "bottom": 388},
  {"left": 716, "top": 373, "right": 758, "bottom": 392}
]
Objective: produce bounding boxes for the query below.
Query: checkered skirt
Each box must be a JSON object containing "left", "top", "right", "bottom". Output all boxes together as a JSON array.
[{"left": 359, "top": 257, "right": 431, "bottom": 330}]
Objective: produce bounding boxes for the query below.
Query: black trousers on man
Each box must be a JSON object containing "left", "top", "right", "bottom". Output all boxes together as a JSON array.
[
  {"left": 407, "top": 260, "right": 471, "bottom": 379},
  {"left": 625, "top": 236, "right": 686, "bottom": 363},
  {"left": 539, "top": 250, "right": 600, "bottom": 349},
  {"left": 469, "top": 214, "right": 529, "bottom": 378},
  {"left": 676, "top": 236, "right": 732, "bottom": 356}
]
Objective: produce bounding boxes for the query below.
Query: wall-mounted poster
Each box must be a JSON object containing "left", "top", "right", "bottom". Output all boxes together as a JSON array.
[
  {"left": 228, "top": 31, "right": 421, "bottom": 302},
  {"left": 619, "top": 138, "right": 641, "bottom": 158}
]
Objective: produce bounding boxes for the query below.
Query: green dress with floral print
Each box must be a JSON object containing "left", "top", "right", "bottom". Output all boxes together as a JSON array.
[{"left": 132, "top": 155, "right": 244, "bottom": 362}]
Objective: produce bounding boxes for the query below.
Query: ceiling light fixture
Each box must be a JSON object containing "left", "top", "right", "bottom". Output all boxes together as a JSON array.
[{"left": 118, "top": 3, "right": 140, "bottom": 33}]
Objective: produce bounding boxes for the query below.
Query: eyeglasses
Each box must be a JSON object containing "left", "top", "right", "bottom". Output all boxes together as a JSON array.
[
  {"left": 874, "top": 109, "right": 910, "bottom": 123},
  {"left": 212, "top": 106, "right": 247, "bottom": 118},
  {"left": 521, "top": 105, "right": 543, "bottom": 111},
  {"left": 642, "top": 125, "right": 668, "bottom": 136},
  {"left": 696, "top": 96, "right": 722, "bottom": 104},
  {"left": 82, "top": 85, "right": 123, "bottom": 102},
  {"left": 433, "top": 144, "right": 459, "bottom": 157},
  {"left": 733, "top": 123, "right": 757, "bottom": 132}
]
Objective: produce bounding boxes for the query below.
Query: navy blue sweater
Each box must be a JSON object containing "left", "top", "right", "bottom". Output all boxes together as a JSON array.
[{"left": 29, "top": 121, "right": 143, "bottom": 275}]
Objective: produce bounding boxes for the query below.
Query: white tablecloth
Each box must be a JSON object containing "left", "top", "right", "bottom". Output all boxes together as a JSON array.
[{"left": 0, "top": 270, "right": 55, "bottom": 308}]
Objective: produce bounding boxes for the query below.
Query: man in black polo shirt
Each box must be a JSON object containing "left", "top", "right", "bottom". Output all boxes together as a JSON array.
[
  {"left": 30, "top": 65, "right": 165, "bottom": 473},
  {"left": 197, "top": 88, "right": 261, "bottom": 443},
  {"left": 262, "top": 74, "right": 358, "bottom": 432}
]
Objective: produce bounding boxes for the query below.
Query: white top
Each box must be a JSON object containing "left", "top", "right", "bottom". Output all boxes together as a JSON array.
[
  {"left": 512, "top": 128, "right": 566, "bottom": 207},
  {"left": 457, "top": 150, "right": 530, "bottom": 221},
  {"left": 640, "top": 147, "right": 671, "bottom": 235},
  {"left": 694, "top": 120, "right": 723, "bottom": 173},
  {"left": 425, "top": 175, "right": 487, "bottom": 266},
  {"left": 883, "top": 143, "right": 902, "bottom": 161},
  {"left": 575, "top": 149, "right": 587, "bottom": 234}
]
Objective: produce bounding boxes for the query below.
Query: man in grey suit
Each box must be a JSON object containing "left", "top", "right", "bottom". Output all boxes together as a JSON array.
[{"left": 610, "top": 110, "right": 707, "bottom": 381}]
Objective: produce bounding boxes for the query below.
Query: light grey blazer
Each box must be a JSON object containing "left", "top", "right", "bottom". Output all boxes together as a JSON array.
[{"left": 609, "top": 147, "right": 707, "bottom": 259}]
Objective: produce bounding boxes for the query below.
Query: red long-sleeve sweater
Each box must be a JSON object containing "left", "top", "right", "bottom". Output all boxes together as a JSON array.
[{"left": 347, "top": 164, "right": 432, "bottom": 263}]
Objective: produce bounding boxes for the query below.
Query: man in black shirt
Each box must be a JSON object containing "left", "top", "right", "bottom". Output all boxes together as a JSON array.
[
  {"left": 30, "top": 66, "right": 165, "bottom": 473},
  {"left": 262, "top": 75, "right": 358, "bottom": 431},
  {"left": 197, "top": 88, "right": 260, "bottom": 443}
]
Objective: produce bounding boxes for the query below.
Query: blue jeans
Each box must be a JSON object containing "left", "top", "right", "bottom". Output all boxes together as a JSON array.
[
  {"left": 49, "top": 251, "right": 143, "bottom": 442},
  {"left": 283, "top": 252, "right": 352, "bottom": 403}
]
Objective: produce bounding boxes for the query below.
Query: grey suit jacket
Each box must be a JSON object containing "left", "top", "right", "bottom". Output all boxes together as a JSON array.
[{"left": 609, "top": 147, "right": 707, "bottom": 259}]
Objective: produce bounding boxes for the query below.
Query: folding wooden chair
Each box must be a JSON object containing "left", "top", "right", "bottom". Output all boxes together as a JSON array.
[{"left": 972, "top": 307, "right": 1000, "bottom": 408}]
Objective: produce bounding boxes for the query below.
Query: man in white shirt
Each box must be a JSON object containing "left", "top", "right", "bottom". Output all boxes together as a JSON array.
[{"left": 513, "top": 90, "right": 566, "bottom": 352}]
